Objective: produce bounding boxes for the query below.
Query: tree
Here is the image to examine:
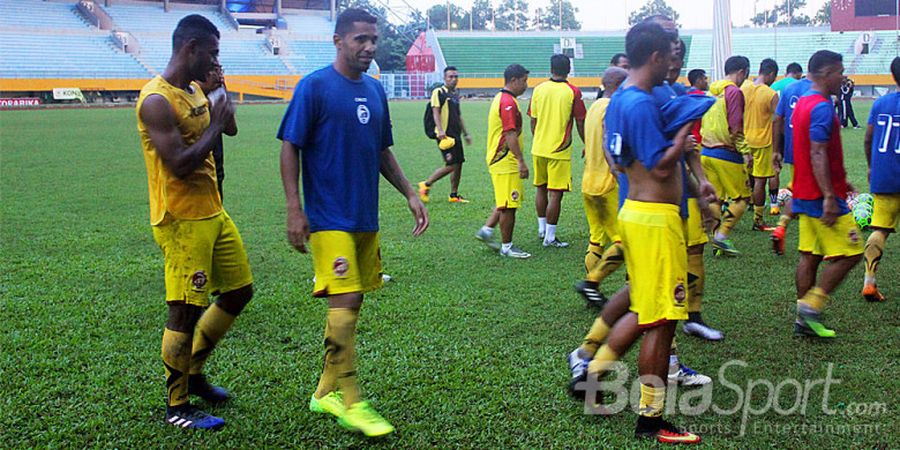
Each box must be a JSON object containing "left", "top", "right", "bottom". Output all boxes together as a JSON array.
[
  {"left": 470, "top": 0, "right": 493, "bottom": 30},
  {"left": 535, "top": 0, "right": 580, "bottom": 31},
  {"left": 494, "top": 0, "right": 530, "bottom": 31},
  {"left": 752, "top": 0, "right": 812, "bottom": 27},
  {"left": 813, "top": 1, "right": 831, "bottom": 26},
  {"left": 628, "top": 0, "right": 679, "bottom": 27},
  {"left": 426, "top": 3, "right": 471, "bottom": 31},
  {"left": 337, "top": 0, "right": 409, "bottom": 72}
]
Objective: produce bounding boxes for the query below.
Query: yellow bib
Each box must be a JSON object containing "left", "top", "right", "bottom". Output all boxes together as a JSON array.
[
  {"left": 700, "top": 79, "right": 736, "bottom": 149},
  {"left": 137, "top": 76, "right": 221, "bottom": 225}
]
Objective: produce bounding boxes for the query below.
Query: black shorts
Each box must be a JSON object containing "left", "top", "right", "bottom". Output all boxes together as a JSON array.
[{"left": 439, "top": 138, "right": 465, "bottom": 166}]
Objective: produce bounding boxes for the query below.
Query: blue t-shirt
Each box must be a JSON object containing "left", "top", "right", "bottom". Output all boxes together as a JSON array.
[
  {"left": 671, "top": 81, "right": 688, "bottom": 97},
  {"left": 651, "top": 82, "right": 678, "bottom": 107},
  {"left": 867, "top": 92, "right": 900, "bottom": 193},
  {"left": 775, "top": 77, "right": 813, "bottom": 164},
  {"left": 607, "top": 86, "right": 685, "bottom": 216},
  {"left": 791, "top": 91, "right": 848, "bottom": 218},
  {"left": 277, "top": 65, "right": 393, "bottom": 233}
]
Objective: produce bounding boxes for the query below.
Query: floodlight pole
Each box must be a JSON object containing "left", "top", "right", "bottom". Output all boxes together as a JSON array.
[{"left": 447, "top": 0, "right": 451, "bottom": 31}]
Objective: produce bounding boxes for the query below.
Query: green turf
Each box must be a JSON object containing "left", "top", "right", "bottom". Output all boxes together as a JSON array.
[{"left": 1, "top": 99, "right": 897, "bottom": 448}]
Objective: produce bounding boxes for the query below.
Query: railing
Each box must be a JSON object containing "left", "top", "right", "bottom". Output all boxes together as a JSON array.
[{"left": 379, "top": 73, "right": 442, "bottom": 99}]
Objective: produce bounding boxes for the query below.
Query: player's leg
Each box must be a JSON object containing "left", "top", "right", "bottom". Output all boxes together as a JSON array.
[
  {"left": 569, "top": 286, "right": 632, "bottom": 397},
  {"left": 476, "top": 207, "right": 501, "bottom": 250},
  {"left": 768, "top": 175, "right": 780, "bottom": 215},
  {"left": 579, "top": 190, "right": 625, "bottom": 304},
  {"left": 499, "top": 208, "right": 529, "bottom": 258},
  {"left": 751, "top": 146, "right": 775, "bottom": 230},
  {"left": 543, "top": 159, "right": 572, "bottom": 247},
  {"left": 492, "top": 173, "right": 528, "bottom": 258},
  {"left": 190, "top": 212, "right": 254, "bottom": 402},
  {"left": 863, "top": 194, "right": 898, "bottom": 301},
  {"left": 447, "top": 143, "right": 467, "bottom": 202},
  {"left": 534, "top": 156, "right": 549, "bottom": 239},
  {"left": 683, "top": 242, "right": 723, "bottom": 340}
]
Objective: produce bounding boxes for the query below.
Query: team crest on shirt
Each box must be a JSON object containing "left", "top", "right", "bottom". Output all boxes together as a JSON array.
[
  {"left": 333, "top": 257, "right": 349, "bottom": 277},
  {"left": 190, "top": 105, "right": 208, "bottom": 117},
  {"left": 511, "top": 190, "right": 520, "bottom": 201},
  {"left": 191, "top": 271, "right": 208, "bottom": 290},
  {"left": 673, "top": 283, "right": 686, "bottom": 303},
  {"left": 357, "top": 105, "right": 370, "bottom": 124},
  {"left": 849, "top": 228, "right": 860, "bottom": 244}
]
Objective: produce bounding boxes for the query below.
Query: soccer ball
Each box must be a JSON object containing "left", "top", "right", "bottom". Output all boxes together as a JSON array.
[
  {"left": 856, "top": 193, "right": 875, "bottom": 208},
  {"left": 776, "top": 188, "right": 792, "bottom": 208},
  {"left": 852, "top": 203, "right": 873, "bottom": 230}
]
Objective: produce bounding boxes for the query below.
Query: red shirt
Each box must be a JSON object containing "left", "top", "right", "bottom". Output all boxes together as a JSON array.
[
  {"left": 791, "top": 92, "right": 849, "bottom": 201},
  {"left": 687, "top": 88, "right": 704, "bottom": 145}
]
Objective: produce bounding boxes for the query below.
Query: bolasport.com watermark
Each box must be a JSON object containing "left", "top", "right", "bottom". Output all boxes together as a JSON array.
[{"left": 574, "top": 360, "right": 889, "bottom": 437}]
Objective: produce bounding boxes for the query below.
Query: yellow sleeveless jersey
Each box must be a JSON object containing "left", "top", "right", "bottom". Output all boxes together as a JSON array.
[
  {"left": 700, "top": 79, "right": 737, "bottom": 149},
  {"left": 528, "top": 79, "right": 586, "bottom": 160},
  {"left": 582, "top": 98, "right": 616, "bottom": 196},
  {"left": 137, "top": 76, "right": 221, "bottom": 225},
  {"left": 740, "top": 80, "right": 777, "bottom": 148}
]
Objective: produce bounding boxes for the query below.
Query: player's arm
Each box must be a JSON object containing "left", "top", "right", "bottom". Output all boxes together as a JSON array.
[
  {"left": 279, "top": 140, "right": 309, "bottom": 252},
  {"left": 575, "top": 118, "right": 586, "bottom": 143},
  {"left": 726, "top": 87, "right": 748, "bottom": 154},
  {"left": 685, "top": 147, "right": 716, "bottom": 203},
  {"left": 504, "top": 131, "right": 529, "bottom": 179},
  {"left": 140, "top": 93, "right": 231, "bottom": 179},
  {"left": 772, "top": 114, "right": 785, "bottom": 170},
  {"left": 432, "top": 106, "right": 445, "bottom": 140},
  {"left": 573, "top": 94, "right": 587, "bottom": 142},
  {"left": 863, "top": 124, "right": 874, "bottom": 181},
  {"left": 649, "top": 122, "right": 692, "bottom": 179},
  {"left": 810, "top": 140, "right": 838, "bottom": 225},
  {"left": 224, "top": 112, "right": 237, "bottom": 136},
  {"left": 380, "top": 149, "right": 429, "bottom": 236}
]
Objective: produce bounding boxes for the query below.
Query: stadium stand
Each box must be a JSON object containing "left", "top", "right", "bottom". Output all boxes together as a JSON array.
[
  {"left": 0, "top": 31, "right": 148, "bottom": 78},
  {"left": 281, "top": 13, "right": 333, "bottom": 36},
  {"left": 0, "top": 1, "right": 90, "bottom": 30},
  {"left": 103, "top": 3, "right": 234, "bottom": 34},
  {"left": 283, "top": 40, "right": 335, "bottom": 74}
]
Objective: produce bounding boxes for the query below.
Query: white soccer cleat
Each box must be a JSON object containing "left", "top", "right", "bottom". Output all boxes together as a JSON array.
[{"left": 682, "top": 321, "right": 724, "bottom": 341}]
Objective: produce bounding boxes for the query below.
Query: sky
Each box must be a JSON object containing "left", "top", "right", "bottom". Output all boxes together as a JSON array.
[{"left": 383, "top": 0, "right": 830, "bottom": 31}]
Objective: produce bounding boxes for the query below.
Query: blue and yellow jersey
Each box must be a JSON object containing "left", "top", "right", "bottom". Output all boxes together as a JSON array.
[
  {"left": 867, "top": 92, "right": 900, "bottom": 194},
  {"left": 277, "top": 65, "right": 393, "bottom": 233},
  {"left": 137, "top": 75, "right": 221, "bottom": 226},
  {"left": 528, "top": 79, "right": 586, "bottom": 160}
]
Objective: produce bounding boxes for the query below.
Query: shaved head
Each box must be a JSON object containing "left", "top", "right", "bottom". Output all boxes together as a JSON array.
[{"left": 602, "top": 67, "right": 628, "bottom": 91}]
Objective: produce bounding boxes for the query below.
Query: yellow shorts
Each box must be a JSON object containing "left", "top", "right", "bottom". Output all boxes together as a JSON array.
[
  {"left": 618, "top": 200, "right": 689, "bottom": 327},
  {"left": 751, "top": 145, "right": 775, "bottom": 178},
  {"left": 310, "top": 231, "right": 383, "bottom": 297},
  {"left": 686, "top": 198, "right": 709, "bottom": 247},
  {"left": 798, "top": 213, "right": 864, "bottom": 259},
  {"left": 533, "top": 155, "right": 571, "bottom": 191},
  {"left": 701, "top": 155, "right": 752, "bottom": 200},
  {"left": 491, "top": 172, "right": 524, "bottom": 209},
  {"left": 583, "top": 189, "right": 620, "bottom": 246},
  {"left": 152, "top": 211, "right": 254, "bottom": 307},
  {"left": 872, "top": 193, "right": 900, "bottom": 231}
]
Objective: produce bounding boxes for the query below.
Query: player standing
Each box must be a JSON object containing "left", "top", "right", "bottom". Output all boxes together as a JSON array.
[
  {"left": 741, "top": 58, "right": 780, "bottom": 230},
  {"left": 278, "top": 9, "right": 428, "bottom": 436},
  {"left": 771, "top": 68, "right": 814, "bottom": 254},
  {"left": 197, "top": 62, "right": 237, "bottom": 200},
  {"left": 138, "top": 15, "right": 254, "bottom": 430},
  {"left": 476, "top": 64, "right": 532, "bottom": 258},
  {"left": 575, "top": 67, "right": 628, "bottom": 304},
  {"left": 771, "top": 62, "right": 802, "bottom": 94},
  {"left": 700, "top": 55, "right": 751, "bottom": 256},
  {"left": 790, "top": 50, "right": 862, "bottom": 338},
  {"left": 529, "top": 54, "right": 586, "bottom": 248},
  {"left": 861, "top": 57, "right": 900, "bottom": 302},
  {"left": 595, "top": 22, "right": 701, "bottom": 444},
  {"left": 418, "top": 66, "right": 472, "bottom": 203}
]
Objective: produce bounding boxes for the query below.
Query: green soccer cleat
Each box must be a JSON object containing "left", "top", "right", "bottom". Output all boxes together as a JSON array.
[
  {"left": 309, "top": 391, "right": 346, "bottom": 418},
  {"left": 711, "top": 237, "right": 740, "bottom": 256},
  {"left": 338, "top": 401, "right": 395, "bottom": 437},
  {"left": 794, "top": 307, "right": 836, "bottom": 338}
]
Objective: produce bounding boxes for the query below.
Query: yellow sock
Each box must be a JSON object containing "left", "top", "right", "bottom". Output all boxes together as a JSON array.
[
  {"left": 638, "top": 384, "right": 666, "bottom": 417},
  {"left": 190, "top": 303, "right": 236, "bottom": 375},
  {"left": 778, "top": 214, "right": 791, "bottom": 228},
  {"left": 754, "top": 204, "right": 764, "bottom": 223},
  {"left": 798, "top": 287, "right": 829, "bottom": 313},
  {"left": 317, "top": 307, "right": 361, "bottom": 406},
  {"left": 687, "top": 253, "right": 704, "bottom": 313},
  {"left": 587, "top": 242, "right": 625, "bottom": 283},
  {"left": 709, "top": 201, "right": 722, "bottom": 229},
  {"left": 584, "top": 243, "right": 603, "bottom": 277},
  {"left": 580, "top": 317, "right": 611, "bottom": 357},
  {"left": 586, "top": 344, "right": 619, "bottom": 376},
  {"left": 719, "top": 198, "right": 748, "bottom": 236},
  {"left": 864, "top": 231, "right": 886, "bottom": 283},
  {"left": 162, "top": 328, "right": 192, "bottom": 407}
]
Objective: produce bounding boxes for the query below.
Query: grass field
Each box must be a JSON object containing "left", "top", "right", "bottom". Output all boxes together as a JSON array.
[{"left": 1, "top": 98, "right": 897, "bottom": 449}]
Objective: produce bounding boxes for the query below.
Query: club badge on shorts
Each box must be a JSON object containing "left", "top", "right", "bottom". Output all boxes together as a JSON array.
[
  {"left": 191, "top": 270, "right": 208, "bottom": 291},
  {"left": 511, "top": 190, "right": 520, "bottom": 201},
  {"left": 674, "top": 283, "right": 686, "bottom": 304},
  {"left": 333, "top": 257, "right": 349, "bottom": 277}
]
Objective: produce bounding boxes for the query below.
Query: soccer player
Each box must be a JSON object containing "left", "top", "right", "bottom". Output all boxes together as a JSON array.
[
  {"left": 771, "top": 62, "right": 802, "bottom": 94},
  {"left": 700, "top": 55, "right": 751, "bottom": 256},
  {"left": 197, "top": 62, "right": 237, "bottom": 200},
  {"left": 791, "top": 50, "right": 863, "bottom": 338},
  {"left": 688, "top": 69, "right": 709, "bottom": 94},
  {"left": 137, "top": 15, "right": 254, "bottom": 430},
  {"left": 529, "top": 54, "right": 586, "bottom": 248},
  {"left": 594, "top": 22, "right": 701, "bottom": 444},
  {"left": 771, "top": 68, "right": 814, "bottom": 254},
  {"left": 610, "top": 52, "right": 630, "bottom": 70},
  {"left": 741, "top": 58, "right": 780, "bottom": 231},
  {"left": 575, "top": 67, "right": 628, "bottom": 304},
  {"left": 476, "top": 64, "right": 531, "bottom": 259},
  {"left": 837, "top": 76, "right": 860, "bottom": 129},
  {"left": 861, "top": 56, "right": 900, "bottom": 303},
  {"left": 277, "top": 9, "right": 429, "bottom": 437},
  {"left": 418, "top": 66, "right": 472, "bottom": 203}
]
